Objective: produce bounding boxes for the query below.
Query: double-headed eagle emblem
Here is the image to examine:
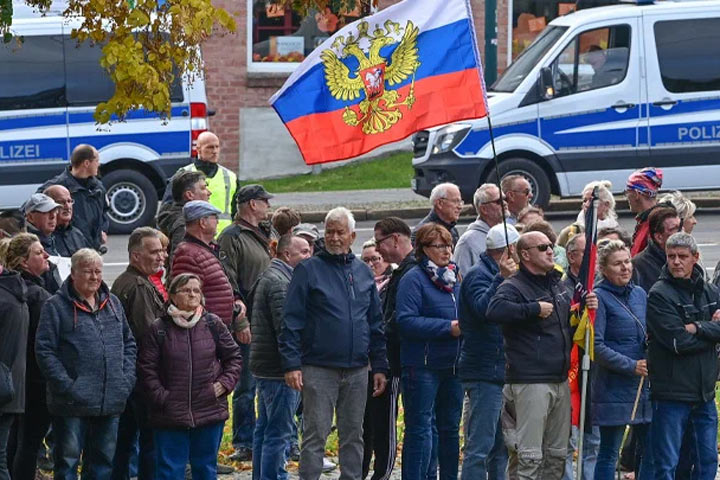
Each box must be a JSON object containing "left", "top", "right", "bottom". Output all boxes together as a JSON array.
[{"left": 321, "top": 20, "right": 421, "bottom": 135}]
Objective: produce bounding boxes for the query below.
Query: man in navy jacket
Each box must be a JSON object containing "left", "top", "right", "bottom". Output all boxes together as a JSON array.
[{"left": 280, "top": 207, "right": 388, "bottom": 480}]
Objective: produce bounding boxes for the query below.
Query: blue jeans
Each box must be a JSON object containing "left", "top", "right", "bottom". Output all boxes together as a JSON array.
[
  {"left": 651, "top": 399, "right": 718, "bottom": 480},
  {"left": 232, "top": 342, "right": 256, "bottom": 450},
  {"left": 53, "top": 415, "right": 120, "bottom": 480},
  {"left": 594, "top": 424, "right": 652, "bottom": 480},
  {"left": 461, "top": 381, "right": 507, "bottom": 480},
  {"left": 401, "top": 366, "right": 463, "bottom": 480},
  {"left": 252, "top": 378, "right": 300, "bottom": 480},
  {"left": 153, "top": 421, "right": 224, "bottom": 479},
  {"left": 563, "top": 425, "right": 600, "bottom": 480}
]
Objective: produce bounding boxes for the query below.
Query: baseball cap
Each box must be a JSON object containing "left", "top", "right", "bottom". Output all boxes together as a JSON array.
[
  {"left": 486, "top": 223, "right": 520, "bottom": 250},
  {"left": 23, "top": 193, "right": 61, "bottom": 214},
  {"left": 237, "top": 184, "right": 274, "bottom": 204},
  {"left": 292, "top": 223, "right": 320, "bottom": 241},
  {"left": 183, "top": 200, "right": 222, "bottom": 222}
]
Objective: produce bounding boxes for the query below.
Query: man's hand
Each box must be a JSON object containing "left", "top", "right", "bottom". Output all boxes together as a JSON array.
[
  {"left": 234, "top": 299, "right": 247, "bottom": 319},
  {"left": 236, "top": 327, "right": 251, "bottom": 345},
  {"left": 213, "top": 382, "right": 226, "bottom": 397},
  {"left": 712, "top": 310, "right": 720, "bottom": 322},
  {"left": 372, "top": 373, "right": 387, "bottom": 397},
  {"left": 450, "top": 320, "right": 461, "bottom": 337},
  {"left": 585, "top": 292, "right": 598, "bottom": 311},
  {"left": 498, "top": 250, "right": 518, "bottom": 279},
  {"left": 101, "top": 231, "right": 108, "bottom": 244},
  {"left": 685, "top": 323, "right": 698, "bottom": 335},
  {"left": 538, "top": 301, "right": 554, "bottom": 319},
  {"left": 634, "top": 359, "right": 648, "bottom": 377},
  {"left": 285, "top": 370, "right": 303, "bottom": 391}
]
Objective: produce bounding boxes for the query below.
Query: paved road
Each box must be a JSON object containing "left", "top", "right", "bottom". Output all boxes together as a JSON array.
[{"left": 102, "top": 211, "right": 720, "bottom": 286}]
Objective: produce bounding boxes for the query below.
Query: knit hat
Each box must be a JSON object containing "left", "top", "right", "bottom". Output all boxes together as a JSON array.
[{"left": 626, "top": 167, "right": 663, "bottom": 197}]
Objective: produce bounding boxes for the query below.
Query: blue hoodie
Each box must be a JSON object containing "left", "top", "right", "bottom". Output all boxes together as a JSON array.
[{"left": 279, "top": 249, "right": 388, "bottom": 373}]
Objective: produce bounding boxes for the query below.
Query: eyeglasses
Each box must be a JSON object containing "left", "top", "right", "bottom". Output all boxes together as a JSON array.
[
  {"left": 441, "top": 198, "right": 463, "bottom": 206},
  {"left": 523, "top": 243, "right": 554, "bottom": 252},
  {"left": 176, "top": 287, "right": 202, "bottom": 295},
  {"left": 374, "top": 234, "right": 395, "bottom": 246},
  {"left": 426, "top": 244, "right": 452, "bottom": 251},
  {"left": 56, "top": 199, "right": 75, "bottom": 205},
  {"left": 481, "top": 195, "right": 506, "bottom": 205},
  {"left": 363, "top": 256, "right": 383, "bottom": 264},
  {"left": 511, "top": 189, "right": 531, "bottom": 196}
]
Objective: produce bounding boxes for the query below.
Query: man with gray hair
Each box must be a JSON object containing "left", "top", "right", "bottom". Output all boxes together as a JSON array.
[
  {"left": 280, "top": 207, "right": 389, "bottom": 480},
  {"left": 646, "top": 232, "right": 720, "bottom": 480},
  {"left": 453, "top": 183, "right": 506, "bottom": 274},
  {"left": 413, "top": 182, "right": 463, "bottom": 246}
]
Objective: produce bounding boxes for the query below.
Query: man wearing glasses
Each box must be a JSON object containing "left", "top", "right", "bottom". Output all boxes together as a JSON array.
[
  {"left": 412, "top": 182, "right": 463, "bottom": 246},
  {"left": 44, "top": 184, "right": 92, "bottom": 257},
  {"left": 501, "top": 175, "right": 533, "bottom": 225},
  {"left": 487, "top": 231, "right": 597, "bottom": 480}
]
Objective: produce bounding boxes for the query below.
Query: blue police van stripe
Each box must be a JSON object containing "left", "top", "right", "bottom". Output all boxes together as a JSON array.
[
  {"left": 456, "top": 120, "right": 538, "bottom": 155},
  {"left": 0, "top": 106, "right": 188, "bottom": 131}
]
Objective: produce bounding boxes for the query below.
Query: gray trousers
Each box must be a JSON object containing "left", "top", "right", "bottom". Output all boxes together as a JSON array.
[
  {"left": 300, "top": 365, "right": 368, "bottom": 480},
  {"left": 502, "top": 382, "right": 571, "bottom": 480}
]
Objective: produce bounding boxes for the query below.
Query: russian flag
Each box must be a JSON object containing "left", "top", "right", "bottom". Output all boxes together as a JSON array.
[{"left": 269, "top": 0, "right": 488, "bottom": 164}]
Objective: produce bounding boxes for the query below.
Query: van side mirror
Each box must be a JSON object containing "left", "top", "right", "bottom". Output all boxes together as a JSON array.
[{"left": 540, "top": 67, "right": 555, "bottom": 100}]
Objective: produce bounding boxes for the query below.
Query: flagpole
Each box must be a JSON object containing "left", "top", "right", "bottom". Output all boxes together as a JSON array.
[
  {"left": 487, "top": 114, "right": 510, "bottom": 250},
  {"left": 576, "top": 190, "right": 599, "bottom": 480}
]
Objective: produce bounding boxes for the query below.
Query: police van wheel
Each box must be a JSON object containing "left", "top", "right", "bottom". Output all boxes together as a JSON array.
[
  {"left": 103, "top": 169, "right": 158, "bottom": 234},
  {"left": 486, "top": 158, "right": 552, "bottom": 208}
]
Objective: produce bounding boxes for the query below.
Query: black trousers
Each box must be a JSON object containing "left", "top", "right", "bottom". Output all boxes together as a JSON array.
[
  {"left": 111, "top": 390, "right": 154, "bottom": 480},
  {"left": 10, "top": 382, "right": 52, "bottom": 480},
  {"left": 362, "top": 373, "right": 400, "bottom": 480}
]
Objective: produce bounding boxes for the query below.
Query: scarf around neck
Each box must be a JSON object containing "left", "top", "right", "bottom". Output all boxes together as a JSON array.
[
  {"left": 420, "top": 257, "right": 458, "bottom": 293},
  {"left": 167, "top": 304, "right": 203, "bottom": 329}
]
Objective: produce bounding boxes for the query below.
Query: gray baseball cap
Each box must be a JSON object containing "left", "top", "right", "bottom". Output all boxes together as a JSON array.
[
  {"left": 292, "top": 223, "right": 320, "bottom": 240},
  {"left": 183, "top": 200, "right": 222, "bottom": 222},
  {"left": 23, "top": 193, "right": 61, "bottom": 214}
]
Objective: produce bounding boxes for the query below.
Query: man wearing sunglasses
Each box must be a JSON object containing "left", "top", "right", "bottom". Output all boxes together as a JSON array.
[
  {"left": 501, "top": 175, "right": 533, "bottom": 225},
  {"left": 487, "top": 231, "right": 597, "bottom": 480}
]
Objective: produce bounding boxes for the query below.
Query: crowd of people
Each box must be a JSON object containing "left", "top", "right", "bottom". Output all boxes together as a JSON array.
[{"left": 0, "top": 134, "right": 719, "bottom": 480}]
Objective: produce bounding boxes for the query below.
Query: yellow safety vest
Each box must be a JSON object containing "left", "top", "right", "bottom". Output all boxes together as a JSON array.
[{"left": 179, "top": 163, "right": 237, "bottom": 236}]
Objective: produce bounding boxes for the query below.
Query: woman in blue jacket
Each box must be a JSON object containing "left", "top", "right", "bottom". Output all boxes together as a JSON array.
[
  {"left": 592, "top": 239, "right": 653, "bottom": 480},
  {"left": 396, "top": 223, "right": 462, "bottom": 480}
]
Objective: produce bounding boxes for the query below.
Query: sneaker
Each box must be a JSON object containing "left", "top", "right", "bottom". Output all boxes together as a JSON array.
[
  {"left": 289, "top": 444, "right": 300, "bottom": 462},
  {"left": 217, "top": 463, "right": 235, "bottom": 474},
  {"left": 229, "top": 447, "right": 253, "bottom": 462},
  {"left": 322, "top": 457, "right": 337, "bottom": 473}
]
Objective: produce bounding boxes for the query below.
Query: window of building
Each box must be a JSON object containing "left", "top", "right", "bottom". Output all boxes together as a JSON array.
[
  {"left": 654, "top": 19, "right": 720, "bottom": 93},
  {"left": 549, "top": 25, "right": 630, "bottom": 97},
  {"left": 247, "top": 0, "right": 372, "bottom": 72},
  {"left": 0, "top": 35, "right": 65, "bottom": 110}
]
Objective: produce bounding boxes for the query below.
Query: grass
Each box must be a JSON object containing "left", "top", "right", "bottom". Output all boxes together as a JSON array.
[{"left": 245, "top": 151, "right": 413, "bottom": 193}]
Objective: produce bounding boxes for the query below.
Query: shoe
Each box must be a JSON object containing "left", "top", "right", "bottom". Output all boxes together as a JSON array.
[
  {"left": 217, "top": 463, "right": 235, "bottom": 474},
  {"left": 322, "top": 457, "right": 337, "bottom": 473},
  {"left": 36, "top": 453, "right": 54, "bottom": 471},
  {"left": 229, "top": 446, "right": 253, "bottom": 462},
  {"left": 289, "top": 444, "right": 300, "bottom": 462}
]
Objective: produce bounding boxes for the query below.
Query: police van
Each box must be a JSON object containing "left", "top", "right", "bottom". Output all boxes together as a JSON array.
[
  {"left": 0, "top": 2, "right": 210, "bottom": 232},
  {"left": 411, "top": 0, "right": 720, "bottom": 207}
]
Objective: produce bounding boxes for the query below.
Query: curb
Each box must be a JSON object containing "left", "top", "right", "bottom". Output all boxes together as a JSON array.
[{"left": 297, "top": 197, "right": 720, "bottom": 223}]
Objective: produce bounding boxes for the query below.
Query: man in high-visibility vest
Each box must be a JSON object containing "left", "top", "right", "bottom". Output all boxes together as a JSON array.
[{"left": 162, "top": 131, "right": 240, "bottom": 236}]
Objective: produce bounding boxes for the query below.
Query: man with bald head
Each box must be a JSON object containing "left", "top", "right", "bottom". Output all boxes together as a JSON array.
[
  {"left": 44, "top": 185, "right": 92, "bottom": 257},
  {"left": 487, "top": 231, "right": 597, "bottom": 480},
  {"left": 162, "top": 131, "right": 240, "bottom": 236}
]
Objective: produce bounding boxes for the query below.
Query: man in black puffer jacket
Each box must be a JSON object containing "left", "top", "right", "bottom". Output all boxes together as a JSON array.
[
  {"left": 632, "top": 206, "right": 681, "bottom": 293},
  {"left": 646, "top": 232, "right": 720, "bottom": 480},
  {"left": 249, "top": 234, "right": 312, "bottom": 479}
]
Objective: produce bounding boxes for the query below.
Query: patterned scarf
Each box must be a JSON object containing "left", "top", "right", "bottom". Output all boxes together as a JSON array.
[
  {"left": 167, "top": 304, "right": 203, "bottom": 329},
  {"left": 420, "top": 257, "right": 458, "bottom": 293}
]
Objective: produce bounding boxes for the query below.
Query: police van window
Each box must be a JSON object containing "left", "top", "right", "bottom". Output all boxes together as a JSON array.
[
  {"left": 64, "top": 36, "right": 184, "bottom": 106},
  {"left": 0, "top": 35, "right": 65, "bottom": 110},
  {"left": 654, "top": 19, "right": 720, "bottom": 93},
  {"left": 550, "top": 25, "right": 630, "bottom": 98}
]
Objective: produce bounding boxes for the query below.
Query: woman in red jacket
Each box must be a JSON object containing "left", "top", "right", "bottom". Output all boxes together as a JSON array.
[{"left": 138, "top": 273, "right": 242, "bottom": 479}]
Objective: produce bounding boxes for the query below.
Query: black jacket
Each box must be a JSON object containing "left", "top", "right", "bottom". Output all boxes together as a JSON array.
[
  {"left": 647, "top": 265, "right": 720, "bottom": 403},
  {"left": 486, "top": 266, "right": 572, "bottom": 384},
  {"left": 632, "top": 240, "right": 665, "bottom": 294},
  {"left": 25, "top": 223, "right": 62, "bottom": 293},
  {"left": 382, "top": 252, "right": 417, "bottom": 377},
  {"left": 0, "top": 269, "right": 29, "bottom": 413},
  {"left": 250, "top": 259, "right": 293, "bottom": 379},
  {"left": 40, "top": 167, "right": 109, "bottom": 250},
  {"left": 53, "top": 223, "right": 92, "bottom": 257},
  {"left": 19, "top": 272, "right": 51, "bottom": 387},
  {"left": 411, "top": 210, "right": 459, "bottom": 247}
]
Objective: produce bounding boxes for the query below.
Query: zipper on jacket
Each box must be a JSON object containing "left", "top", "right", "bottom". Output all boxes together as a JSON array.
[
  {"left": 451, "top": 292, "right": 460, "bottom": 375},
  {"left": 187, "top": 329, "right": 195, "bottom": 427},
  {"left": 93, "top": 311, "right": 108, "bottom": 414}
]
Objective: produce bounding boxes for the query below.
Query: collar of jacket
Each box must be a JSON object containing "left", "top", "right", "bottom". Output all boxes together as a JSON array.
[
  {"left": 184, "top": 233, "right": 220, "bottom": 257},
  {"left": 563, "top": 268, "right": 579, "bottom": 287},
  {"left": 59, "top": 276, "right": 112, "bottom": 313},
  {"left": 636, "top": 203, "right": 660, "bottom": 222},
  {"left": 194, "top": 159, "right": 219, "bottom": 178},
  {"left": 428, "top": 209, "right": 457, "bottom": 231},
  {"left": 54, "top": 222, "right": 75, "bottom": 234},
  {"left": 235, "top": 218, "right": 272, "bottom": 247},
  {"left": 61, "top": 166, "right": 102, "bottom": 193},
  {"left": 20, "top": 269, "right": 46, "bottom": 290},
  {"left": 658, "top": 263, "right": 706, "bottom": 292},
  {"left": 270, "top": 258, "right": 293, "bottom": 280},
  {"left": 26, "top": 223, "right": 55, "bottom": 249},
  {"left": 596, "top": 278, "right": 634, "bottom": 298},
  {"left": 518, "top": 263, "right": 561, "bottom": 287},
  {"left": 479, "top": 251, "right": 500, "bottom": 274},
  {"left": 317, "top": 247, "right": 356, "bottom": 264},
  {"left": 644, "top": 239, "right": 666, "bottom": 262}
]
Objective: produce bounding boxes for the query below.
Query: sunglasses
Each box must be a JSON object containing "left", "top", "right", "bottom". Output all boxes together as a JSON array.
[{"left": 524, "top": 243, "right": 554, "bottom": 252}]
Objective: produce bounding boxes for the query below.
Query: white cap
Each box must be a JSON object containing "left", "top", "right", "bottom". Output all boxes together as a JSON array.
[{"left": 486, "top": 224, "right": 520, "bottom": 250}]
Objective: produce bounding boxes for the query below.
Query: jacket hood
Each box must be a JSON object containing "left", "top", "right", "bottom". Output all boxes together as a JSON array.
[
  {"left": 0, "top": 269, "right": 27, "bottom": 302},
  {"left": 478, "top": 251, "right": 499, "bottom": 273},
  {"left": 317, "top": 247, "right": 356, "bottom": 264},
  {"left": 466, "top": 218, "right": 491, "bottom": 234},
  {"left": 658, "top": 263, "right": 705, "bottom": 292},
  {"left": 20, "top": 270, "right": 46, "bottom": 290},
  {"left": 58, "top": 276, "right": 111, "bottom": 306},
  {"left": 269, "top": 258, "right": 293, "bottom": 280}
]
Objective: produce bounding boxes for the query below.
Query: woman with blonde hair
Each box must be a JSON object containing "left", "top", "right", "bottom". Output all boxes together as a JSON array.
[
  {"left": 577, "top": 180, "right": 619, "bottom": 230},
  {"left": 658, "top": 191, "right": 697, "bottom": 233}
]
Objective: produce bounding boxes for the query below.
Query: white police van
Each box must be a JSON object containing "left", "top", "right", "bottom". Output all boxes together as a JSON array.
[
  {"left": 0, "top": 1, "right": 210, "bottom": 232},
  {"left": 412, "top": 0, "right": 720, "bottom": 207}
]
